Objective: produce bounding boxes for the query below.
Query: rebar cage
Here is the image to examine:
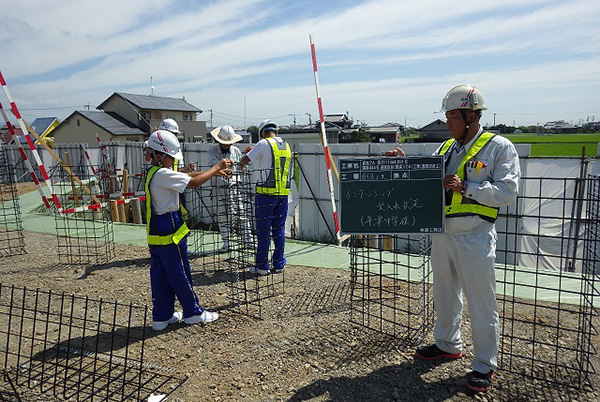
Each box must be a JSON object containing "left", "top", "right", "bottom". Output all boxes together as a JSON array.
[
  {"left": 0, "top": 147, "right": 25, "bottom": 257},
  {"left": 350, "top": 175, "right": 600, "bottom": 390},
  {"left": 185, "top": 166, "right": 285, "bottom": 319},
  {"left": 349, "top": 234, "right": 434, "bottom": 342},
  {"left": 50, "top": 160, "right": 115, "bottom": 266},
  {"left": 0, "top": 284, "right": 186, "bottom": 401}
]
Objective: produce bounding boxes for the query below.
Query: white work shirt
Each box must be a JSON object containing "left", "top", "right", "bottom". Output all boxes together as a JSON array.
[
  {"left": 246, "top": 136, "right": 287, "bottom": 184},
  {"left": 148, "top": 167, "right": 191, "bottom": 214},
  {"left": 207, "top": 143, "right": 244, "bottom": 185},
  {"left": 207, "top": 143, "right": 243, "bottom": 165},
  {"left": 435, "top": 127, "right": 520, "bottom": 234}
]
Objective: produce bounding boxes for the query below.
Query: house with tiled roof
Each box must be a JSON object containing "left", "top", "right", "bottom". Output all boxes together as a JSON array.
[
  {"left": 0, "top": 125, "right": 24, "bottom": 145},
  {"left": 53, "top": 92, "right": 206, "bottom": 144},
  {"left": 52, "top": 111, "right": 147, "bottom": 144},
  {"left": 1, "top": 117, "right": 61, "bottom": 146},
  {"left": 418, "top": 119, "right": 449, "bottom": 141},
  {"left": 31, "top": 117, "right": 61, "bottom": 145}
]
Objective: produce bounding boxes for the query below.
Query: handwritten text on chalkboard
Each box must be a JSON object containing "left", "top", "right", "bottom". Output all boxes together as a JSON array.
[{"left": 339, "top": 157, "right": 445, "bottom": 234}]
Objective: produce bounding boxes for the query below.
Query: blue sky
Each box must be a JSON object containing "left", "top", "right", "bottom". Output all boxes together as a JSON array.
[{"left": 1, "top": 0, "right": 599, "bottom": 129}]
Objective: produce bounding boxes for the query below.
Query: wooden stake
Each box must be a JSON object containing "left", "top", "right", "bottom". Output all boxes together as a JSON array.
[
  {"left": 122, "top": 169, "right": 131, "bottom": 222},
  {"left": 116, "top": 197, "right": 126, "bottom": 223},
  {"left": 64, "top": 152, "right": 80, "bottom": 209},
  {"left": 130, "top": 198, "right": 143, "bottom": 224},
  {"left": 110, "top": 200, "right": 120, "bottom": 222}
]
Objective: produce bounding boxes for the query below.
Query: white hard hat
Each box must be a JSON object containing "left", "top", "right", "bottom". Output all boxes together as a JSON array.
[
  {"left": 158, "top": 118, "right": 181, "bottom": 134},
  {"left": 437, "top": 84, "right": 487, "bottom": 113},
  {"left": 145, "top": 130, "right": 183, "bottom": 160},
  {"left": 210, "top": 125, "right": 243, "bottom": 144},
  {"left": 258, "top": 119, "right": 278, "bottom": 135}
]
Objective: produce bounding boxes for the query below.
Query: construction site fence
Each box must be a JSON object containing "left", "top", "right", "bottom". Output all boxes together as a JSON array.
[{"left": 3, "top": 141, "right": 599, "bottom": 246}]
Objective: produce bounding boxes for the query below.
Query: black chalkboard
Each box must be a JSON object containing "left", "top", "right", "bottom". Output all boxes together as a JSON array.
[{"left": 339, "top": 156, "right": 445, "bottom": 234}]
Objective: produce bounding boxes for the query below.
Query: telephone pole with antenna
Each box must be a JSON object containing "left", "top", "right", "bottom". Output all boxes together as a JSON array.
[{"left": 288, "top": 113, "right": 300, "bottom": 126}]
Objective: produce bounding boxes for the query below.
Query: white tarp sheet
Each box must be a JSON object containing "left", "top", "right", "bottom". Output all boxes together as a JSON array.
[{"left": 518, "top": 159, "right": 600, "bottom": 271}]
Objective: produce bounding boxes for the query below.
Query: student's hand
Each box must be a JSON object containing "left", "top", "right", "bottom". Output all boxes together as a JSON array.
[
  {"left": 217, "top": 168, "right": 233, "bottom": 178},
  {"left": 182, "top": 163, "right": 196, "bottom": 173},
  {"left": 216, "top": 158, "right": 233, "bottom": 170},
  {"left": 244, "top": 145, "right": 253, "bottom": 153},
  {"left": 384, "top": 147, "right": 405, "bottom": 156}
]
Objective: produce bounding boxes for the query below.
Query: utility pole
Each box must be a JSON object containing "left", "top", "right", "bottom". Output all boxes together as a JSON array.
[
  {"left": 207, "top": 109, "right": 213, "bottom": 128},
  {"left": 493, "top": 113, "right": 497, "bottom": 127},
  {"left": 288, "top": 113, "right": 300, "bottom": 126},
  {"left": 305, "top": 112, "right": 312, "bottom": 125}
]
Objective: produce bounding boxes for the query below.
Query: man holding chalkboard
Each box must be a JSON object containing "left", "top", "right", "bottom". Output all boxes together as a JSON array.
[{"left": 387, "top": 84, "right": 520, "bottom": 392}]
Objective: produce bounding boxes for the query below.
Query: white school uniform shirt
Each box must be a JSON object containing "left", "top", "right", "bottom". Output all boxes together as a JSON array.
[{"left": 148, "top": 167, "right": 191, "bottom": 214}]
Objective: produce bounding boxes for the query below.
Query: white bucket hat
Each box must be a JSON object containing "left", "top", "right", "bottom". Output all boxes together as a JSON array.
[{"left": 210, "top": 125, "right": 243, "bottom": 144}]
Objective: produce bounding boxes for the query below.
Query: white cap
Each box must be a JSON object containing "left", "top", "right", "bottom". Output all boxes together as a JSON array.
[
  {"left": 146, "top": 130, "right": 183, "bottom": 160},
  {"left": 436, "top": 84, "right": 487, "bottom": 113},
  {"left": 258, "top": 119, "right": 278, "bottom": 135},
  {"left": 158, "top": 118, "right": 181, "bottom": 134}
]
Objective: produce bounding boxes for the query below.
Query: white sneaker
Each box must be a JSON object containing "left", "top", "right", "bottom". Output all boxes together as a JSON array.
[
  {"left": 152, "top": 311, "right": 183, "bottom": 331},
  {"left": 184, "top": 310, "right": 219, "bottom": 325},
  {"left": 249, "top": 266, "right": 270, "bottom": 276}
]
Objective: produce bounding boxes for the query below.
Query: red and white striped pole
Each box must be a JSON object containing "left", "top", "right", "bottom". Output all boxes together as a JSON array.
[
  {"left": 309, "top": 34, "right": 341, "bottom": 244},
  {"left": 0, "top": 101, "right": 53, "bottom": 209},
  {"left": 80, "top": 143, "right": 98, "bottom": 176},
  {"left": 0, "top": 71, "right": 62, "bottom": 211},
  {"left": 96, "top": 133, "right": 112, "bottom": 172}
]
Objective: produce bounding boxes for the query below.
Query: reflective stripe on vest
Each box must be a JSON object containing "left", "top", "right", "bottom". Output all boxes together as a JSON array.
[
  {"left": 145, "top": 165, "right": 190, "bottom": 245},
  {"left": 256, "top": 138, "right": 292, "bottom": 196},
  {"left": 439, "top": 132, "right": 499, "bottom": 222}
]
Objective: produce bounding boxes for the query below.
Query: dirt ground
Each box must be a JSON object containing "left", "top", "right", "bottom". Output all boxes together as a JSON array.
[{"left": 1, "top": 185, "right": 599, "bottom": 401}]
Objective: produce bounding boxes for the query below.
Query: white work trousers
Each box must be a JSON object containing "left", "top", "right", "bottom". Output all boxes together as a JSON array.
[{"left": 431, "top": 221, "right": 499, "bottom": 373}]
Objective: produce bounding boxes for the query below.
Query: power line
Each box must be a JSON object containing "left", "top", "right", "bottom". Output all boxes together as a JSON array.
[{"left": 20, "top": 105, "right": 89, "bottom": 111}]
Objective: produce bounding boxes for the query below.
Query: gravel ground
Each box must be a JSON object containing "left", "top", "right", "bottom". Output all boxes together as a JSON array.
[{"left": 1, "top": 184, "right": 598, "bottom": 401}]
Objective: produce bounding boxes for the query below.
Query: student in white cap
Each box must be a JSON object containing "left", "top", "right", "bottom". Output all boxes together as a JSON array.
[
  {"left": 207, "top": 126, "right": 253, "bottom": 252},
  {"left": 145, "top": 129, "right": 232, "bottom": 330},
  {"left": 157, "top": 118, "right": 195, "bottom": 172},
  {"left": 240, "top": 119, "right": 293, "bottom": 276}
]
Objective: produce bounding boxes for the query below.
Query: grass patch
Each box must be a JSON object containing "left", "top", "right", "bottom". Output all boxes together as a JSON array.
[
  {"left": 400, "top": 133, "right": 598, "bottom": 156},
  {"left": 505, "top": 134, "right": 600, "bottom": 144},
  {"left": 530, "top": 143, "right": 597, "bottom": 157}
]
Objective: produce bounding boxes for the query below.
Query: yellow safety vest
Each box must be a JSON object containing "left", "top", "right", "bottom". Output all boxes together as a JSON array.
[
  {"left": 145, "top": 165, "right": 190, "bottom": 245},
  {"left": 256, "top": 138, "right": 292, "bottom": 196},
  {"left": 439, "top": 132, "right": 499, "bottom": 222}
]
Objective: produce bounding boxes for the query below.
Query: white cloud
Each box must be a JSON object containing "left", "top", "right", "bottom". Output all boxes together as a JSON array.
[{"left": 1, "top": 0, "right": 599, "bottom": 128}]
